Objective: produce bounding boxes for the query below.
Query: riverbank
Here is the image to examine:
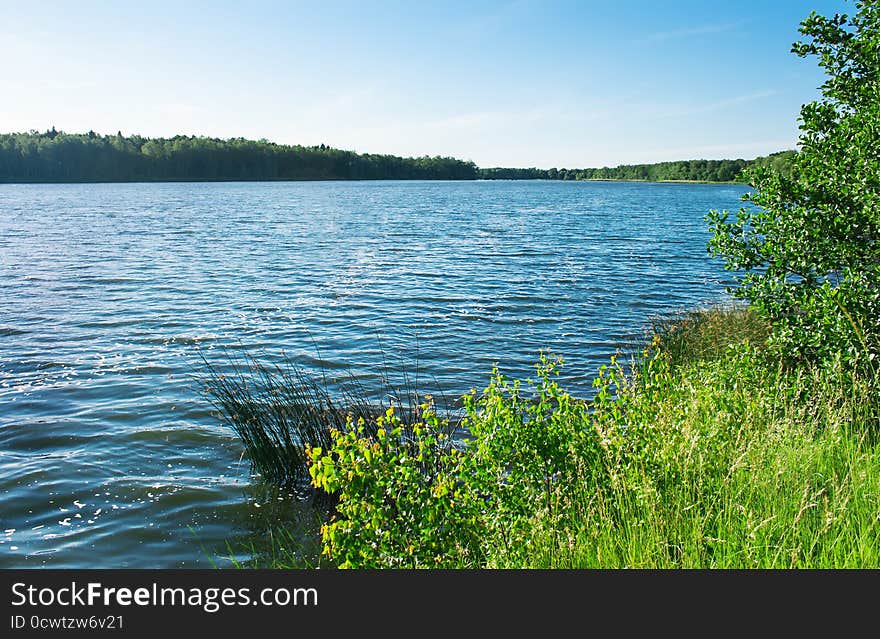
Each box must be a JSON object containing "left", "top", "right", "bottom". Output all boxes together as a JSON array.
[
  {"left": 219, "top": 305, "right": 879, "bottom": 568},
  {"left": 573, "top": 178, "right": 745, "bottom": 185}
]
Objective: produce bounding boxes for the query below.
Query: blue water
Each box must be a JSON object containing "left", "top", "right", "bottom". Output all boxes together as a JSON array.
[{"left": 0, "top": 180, "right": 747, "bottom": 567}]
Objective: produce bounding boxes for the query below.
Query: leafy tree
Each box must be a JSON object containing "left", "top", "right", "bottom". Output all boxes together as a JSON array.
[{"left": 708, "top": 2, "right": 879, "bottom": 367}]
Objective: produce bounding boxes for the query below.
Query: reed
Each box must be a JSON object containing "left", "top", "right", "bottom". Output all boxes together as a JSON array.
[
  {"left": 644, "top": 303, "right": 770, "bottom": 369},
  {"left": 199, "top": 350, "right": 454, "bottom": 493}
]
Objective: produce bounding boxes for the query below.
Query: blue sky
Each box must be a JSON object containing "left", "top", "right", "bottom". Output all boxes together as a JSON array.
[{"left": 1, "top": 0, "right": 852, "bottom": 167}]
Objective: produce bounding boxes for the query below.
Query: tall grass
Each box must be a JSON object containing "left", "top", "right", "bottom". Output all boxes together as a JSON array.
[
  {"left": 492, "top": 311, "right": 880, "bottom": 568},
  {"left": 199, "top": 351, "right": 455, "bottom": 494},
  {"left": 642, "top": 303, "right": 770, "bottom": 369}
]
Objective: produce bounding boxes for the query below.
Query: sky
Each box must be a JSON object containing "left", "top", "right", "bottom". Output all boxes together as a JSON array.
[{"left": 0, "top": 0, "right": 854, "bottom": 168}]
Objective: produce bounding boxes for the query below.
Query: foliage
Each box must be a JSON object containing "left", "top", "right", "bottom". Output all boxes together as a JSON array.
[
  {"left": 0, "top": 130, "right": 478, "bottom": 182},
  {"left": 707, "top": 3, "right": 880, "bottom": 367},
  {"left": 296, "top": 306, "right": 880, "bottom": 569},
  {"left": 458, "top": 356, "right": 603, "bottom": 558},
  {"left": 478, "top": 152, "right": 794, "bottom": 183},
  {"left": 307, "top": 407, "right": 486, "bottom": 568},
  {"left": 0, "top": 129, "right": 790, "bottom": 184},
  {"left": 497, "top": 338, "right": 880, "bottom": 568},
  {"left": 305, "top": 356, "right": 608, "bottom": 567},
  {"left": 748, "top": 150, "right": 798, "bottom": 179}
]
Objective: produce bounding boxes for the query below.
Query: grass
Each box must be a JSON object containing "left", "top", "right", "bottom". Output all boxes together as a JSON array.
[
  {"left": 499, "top": 353, "right": 880, "bottom": 568},
  {"left": 207, "top": 306, "right": 880, "bottom": 568},
  {"left": 489, "top": 308, "right": 880, "bottom": 568},
  {"left": 644, "top": 304, "right": 770, "bottom": 368},
  {"left": 199, "top": 350, "right": 456, "bottom": 494}
]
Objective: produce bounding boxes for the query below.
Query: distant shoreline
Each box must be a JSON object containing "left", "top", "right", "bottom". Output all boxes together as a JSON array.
[
  {"left": 0, "top": 178, "right": 748, "bottom": 186},
  {"left": 0, "top": 177, "right": 746, "bottom": 186},
  {"left": 0, "top": 130, "right": 793, "bottom": 185}
]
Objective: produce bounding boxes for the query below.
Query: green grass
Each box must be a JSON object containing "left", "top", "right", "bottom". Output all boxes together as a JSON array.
[
  {"left": 504, "top": 363, "right": 879, "bottom": 567},
  {"left": 490, "top": 310, "right": 880, "bottom": 568},
  {"left": 644, "top": 304, "right": 770, "bottom": 368}
]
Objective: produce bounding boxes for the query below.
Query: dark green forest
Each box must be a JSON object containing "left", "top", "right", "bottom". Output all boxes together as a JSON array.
[
  {"left": 0, "top": 129, "right": 795, "bottom": 183},
  {"left": 479, "top": 151, "right": 795, "bottom": 182},
  {"left": 0, "top": 129, "right": 478, "bottom": 182}
]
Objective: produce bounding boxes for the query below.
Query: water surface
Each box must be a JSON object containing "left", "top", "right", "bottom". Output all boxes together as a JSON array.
[{"left": 0, "top": 180, "right": 746, "bottom": 567}]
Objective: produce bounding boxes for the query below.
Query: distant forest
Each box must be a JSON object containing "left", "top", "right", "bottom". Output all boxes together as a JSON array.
[
  {"left": 479, "top": 151, "right": 795, "bottom": 182},
  {"left": 0, "top": 129, "right": 795, "bottom": 184}
]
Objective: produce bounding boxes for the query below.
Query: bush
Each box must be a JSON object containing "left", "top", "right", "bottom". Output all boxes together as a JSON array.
[
  {"left": 302, "top": 320, "right": 880, "bottom": 568},
  {"left": 707, "top": 4, "right": 880, "bottom": 368},
  {"left": 459, "top": 356, "right": 605, "bottom": 562},
  {"left": 307, "top": 406, "right": 485, "bottom": 568},
  {"left": 306, "top": 355, "right": 609, "bottom": 567}
]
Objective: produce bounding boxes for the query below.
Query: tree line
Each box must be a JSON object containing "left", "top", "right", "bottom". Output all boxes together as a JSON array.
[
  {"left": 479, "top": 151, "right": 796, "bottom": 182},
  {"left": 0, "top": 129, "right": 794, "bottom": 183},
  {"left": 0, "top": 130, "right": 478, "bottom": 182}
]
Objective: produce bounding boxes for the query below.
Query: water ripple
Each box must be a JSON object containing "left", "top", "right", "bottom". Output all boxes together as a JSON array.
[{"left": 0, "top": 179, "right": 746, "bottom": 567}]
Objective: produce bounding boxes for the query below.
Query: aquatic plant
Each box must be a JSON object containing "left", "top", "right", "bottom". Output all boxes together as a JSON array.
[{"left": 200, "top": 351, "right": 454, "bottom": 493}]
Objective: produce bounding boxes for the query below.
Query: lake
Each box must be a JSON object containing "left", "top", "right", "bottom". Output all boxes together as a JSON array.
[{"left": 0, "top": 180, "right": 747, "bottom": 567}]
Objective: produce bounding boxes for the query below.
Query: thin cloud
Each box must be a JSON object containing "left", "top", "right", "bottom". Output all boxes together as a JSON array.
[
  {"left": 649, "top": 90, "right": 779, "bottom": 120},
  {"left": 639, "top": 21, "right": 746, "bottom": 45}
]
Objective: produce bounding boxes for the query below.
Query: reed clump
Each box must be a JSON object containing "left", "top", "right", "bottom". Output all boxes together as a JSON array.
[{"left": 200, "top": 352, "right": 453, "bottom": 494}]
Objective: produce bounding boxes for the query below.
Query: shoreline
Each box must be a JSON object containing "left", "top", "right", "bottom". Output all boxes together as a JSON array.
[{"left": 0, "top": 177, "right": 748, "bottom": 186}]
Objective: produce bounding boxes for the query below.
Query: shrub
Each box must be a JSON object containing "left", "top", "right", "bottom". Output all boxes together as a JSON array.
[
  {"left": 307, "top": 406, "right": 485, "bottom": 568},
  {"left": 707, "top": 3, "right": 880, "bottom": 368},
  {"left": 306, "top": 355, "right": 617, "bottom": 568},
  {"left": 459, "top": 356, "right": 604, "bottom": 561}
]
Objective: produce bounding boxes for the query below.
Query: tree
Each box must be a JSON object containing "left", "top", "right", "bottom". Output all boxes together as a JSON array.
[{"left": 707, "top": 1, "right": 879, "bottom": 368}]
